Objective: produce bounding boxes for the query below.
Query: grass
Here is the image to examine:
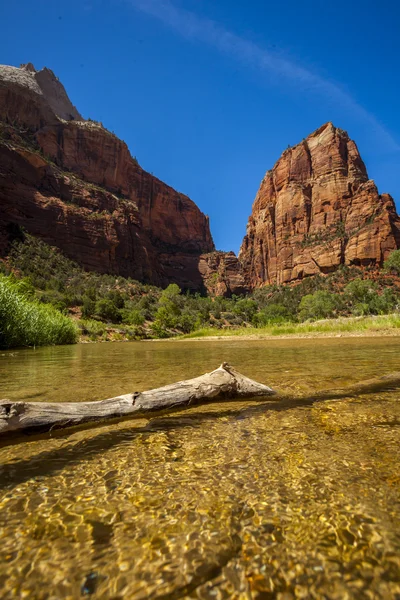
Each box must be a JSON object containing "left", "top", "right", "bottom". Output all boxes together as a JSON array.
[
  {"left": 0, "top": 275, "right": 78, "bottom": 348},
  {"left": 3, "top": 234, "right": 400, "bottom": 343},
  {"left": 178, "top": 313, "right": 400, "bottom": 340}
]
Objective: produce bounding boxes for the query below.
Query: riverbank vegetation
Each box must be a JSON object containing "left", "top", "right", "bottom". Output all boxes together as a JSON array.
[
  {"left": 179, "top": 313, "right": 400, "bottom": 339},
  {"left": 1, "top": 233, "right": 400, "bottom": 344},
  {"left": 0, "top": 274, "right": 78, "bottom": 348}
]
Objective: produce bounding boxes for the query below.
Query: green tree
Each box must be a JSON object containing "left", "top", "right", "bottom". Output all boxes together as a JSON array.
[
  {"left": 155, "top": 284, "right": 182, "bottom": 330},
  {"left": 81, "top": 296, "right": 96, "bottom": 319},
  {"left": 107, "top": 290, "right": 125, "bottom": 309},
  {"left": 254, "top": 303, "right": 291, "bottom": 326},
  {"left": 384, "top": 250, "right": 400, "bottom": 275},
  {"left": 95, "top": 298, "right": 122, "bottom": 323},
  {"left": 299, "top": 291, "right": 342, "bottom": 321},
  {"left": 344, "top": 279, "right": 378, "bottom": 314},
  {"left": 154, "top": 305, "right": 177, "bottom": 329},
  {"left": 178, "top": 311, "right": 199, "bottom": 333},
  {"left": 233, "top": 298, "right": 258, "bottom": 322},
  {"left": 123, "top": 309, "right": 145, "bottom": 326},
  {"left": 160, "top": 283, "right": 181, "bottom": 303}
]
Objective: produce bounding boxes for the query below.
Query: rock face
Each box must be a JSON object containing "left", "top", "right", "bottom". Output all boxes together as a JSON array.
[
  {"left": 2, "top": 67, "right": 397, "bottom": 296},
  {"left": 0, "top": 63, "right": 216, "bottom": 291},
  {"left": 239, "top": 122, "right": 400, "bottom": 286},
  {"left": 198, "top": 252, "right": 248, "bottom": 297}
]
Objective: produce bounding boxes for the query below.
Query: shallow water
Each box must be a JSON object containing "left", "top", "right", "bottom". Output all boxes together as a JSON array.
[{"left": 0, "top": 338, "right": 399, "bottom": 599}]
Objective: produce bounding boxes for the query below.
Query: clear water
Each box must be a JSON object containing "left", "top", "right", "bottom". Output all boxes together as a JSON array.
[{"left": 0, "top": 338, "right": 399, "bottom": 599}]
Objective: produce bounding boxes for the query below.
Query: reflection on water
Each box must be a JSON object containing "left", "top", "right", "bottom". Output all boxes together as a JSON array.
[{"left": 0, "top": 338, "right": 399, "bottom": 598}]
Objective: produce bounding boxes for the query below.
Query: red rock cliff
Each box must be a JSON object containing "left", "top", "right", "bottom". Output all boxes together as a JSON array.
[
  {"left": 0, "top": 63, "right": 215, "bottom": 290},
  {"left": 239, "top": 123, "right": 400, "bottom": 286}
]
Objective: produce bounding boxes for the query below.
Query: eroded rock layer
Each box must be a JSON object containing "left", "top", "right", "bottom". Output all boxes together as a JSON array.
[
  {"left": 0, "top": 63, "right": 215, "bottom": 290},
  {"left": 198, "top": 251, "right": 248, "bottom": 297},
  {"left": 239, "top": 123, "right": 400, "bottom": 286}
]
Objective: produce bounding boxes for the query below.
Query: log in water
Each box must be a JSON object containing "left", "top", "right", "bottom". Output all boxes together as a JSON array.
[
  {"left": 1, "top": 359, "right": 399, "bottom": 438},
  {"left": 0, "top": 363, "right": 275, "bottom": 435}
]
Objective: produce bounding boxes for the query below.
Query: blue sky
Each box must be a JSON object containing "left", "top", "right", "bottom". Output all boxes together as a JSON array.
[{"left": 1, "top": 0, "right": 399, "bottom": 253}]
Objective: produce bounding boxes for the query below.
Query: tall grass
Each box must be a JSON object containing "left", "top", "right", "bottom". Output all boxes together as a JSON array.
[
  {"left": 0, "top": 275, "right": 78, "bottom": 348},
  {"left": 178, "top": 314, "right": 400, "bottom": 340}
]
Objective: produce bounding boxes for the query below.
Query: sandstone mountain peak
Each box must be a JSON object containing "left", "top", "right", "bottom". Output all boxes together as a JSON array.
[
  {"left": 0, "top": 62, "right": 226, "bottom": 292},
  {"left": 1, "top": 62, "right": 399, "bottom": 295},
  {"left": 0, "top": 63, "right": 82, "bottom": 122},
  {"left": 239, "top": 123, "right": 400, "bottom": 286}
]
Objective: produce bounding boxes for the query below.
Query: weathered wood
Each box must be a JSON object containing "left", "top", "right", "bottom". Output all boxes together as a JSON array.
[{"left": 0, "top": 363, "right": 276, "bottom": 435}]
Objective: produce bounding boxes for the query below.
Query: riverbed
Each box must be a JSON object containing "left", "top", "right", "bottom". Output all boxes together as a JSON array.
[{"left": 0, "top": 338, "right": 399, "bottom": 598}]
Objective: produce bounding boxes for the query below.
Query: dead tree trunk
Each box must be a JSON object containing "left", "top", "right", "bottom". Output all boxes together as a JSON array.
[{"left": 0, "top": 363, "right": 276, "bottom": 436}]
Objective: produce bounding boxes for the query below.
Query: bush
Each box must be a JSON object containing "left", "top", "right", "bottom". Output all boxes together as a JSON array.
[
  {"left": 233, "top": 298, "right": 258, "bottom": 321},
  {"left": 344, "top": 278, "right": 382, "bottom": 315},
  {"left": 178, "top": 312, "right": 199, "bottom": 333},
  {"left": 95, "top": 298, "right": 122, "bottom": 323},
  {"left": 122, "top": 309, "right": 145, "bottom": 326},
  {"left": 0, "top": 275, "right": 77, "bottom": 348},
  {"left": 254, "top": 303, "right": 291, "bottom": 326},
  {"left": 299, "top": 291, "right": 342, "bottom": 321},
  {"left": 151, "top": 321, "right": 171, "bottom": 339},
  {"left": 384, "top": 250, "right": 400, "bottom": 275},
  {"left": 81, "top": 296, "right": 96, "bottom": 319},
  {"left": 154, "top": 305, "right": 177, "bottom": 329},
  {"left": 344, "top": 278, "right": 377, "bottom": 304},
  {"left": 107, "top": 290, "right": 125, "bottom": 309}
]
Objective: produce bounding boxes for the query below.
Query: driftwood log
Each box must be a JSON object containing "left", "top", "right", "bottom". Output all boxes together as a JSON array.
[{"left": 0, "top": 363, "right": 275, "bottom": 436}]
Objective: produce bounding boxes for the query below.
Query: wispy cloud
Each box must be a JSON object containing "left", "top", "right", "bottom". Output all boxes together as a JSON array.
[{"left": 128, "top": 0, "right": 399, "bottom": 152}]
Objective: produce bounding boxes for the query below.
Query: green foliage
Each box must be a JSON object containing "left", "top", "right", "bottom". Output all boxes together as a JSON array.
[
  {"left": 95, "top": 299, "right": 122, "bottom": 323},
  {"left": 299, "top": 291, "right": 342, "bottom": 321},
  {"left": 233, "top": 298, "right": 258, "bottom": 322},
  {"left": 384, "top": 250, "right": 400, "bottom": 275},
  {"left": 81, "top": 296, "right": 96, "bottom": 319},
  {"left": 122, "top": 309, "right": 145, "bottom": 326},
  {"left": 0, "top": 274, "right": 77, "bottom": 348},
  {"left": 253, "top": 303, "right": 292, "bottom": 326},
  {"left": 344, "top": 279, "right": 400, "bottom": 316},
  {"left": 107, "top": 290, "right": 125, "bottom": 309},
  {"left": 344, "top": 278, "right": 377, "bottom": 304},
  {"left": 5, "top": 233, "right": 400, "bottom": 341}
]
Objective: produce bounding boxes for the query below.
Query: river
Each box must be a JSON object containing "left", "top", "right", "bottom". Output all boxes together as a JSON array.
[{"left": 0, "top": 338, "right": 399, "bottom": 598}]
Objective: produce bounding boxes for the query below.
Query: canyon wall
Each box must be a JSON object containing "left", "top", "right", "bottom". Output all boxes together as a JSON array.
[
  {"left": 0, "top": 63, "right": 225, "bottom": 291},
  {"left": 1, "top": 65, "right": 398, "bottom": 295},
  {"left": 239, "top": 122, "right": 400, "bottom": 286}
]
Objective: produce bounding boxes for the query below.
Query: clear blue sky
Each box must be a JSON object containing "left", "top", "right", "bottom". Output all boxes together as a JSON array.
[{"left": 1, "top": 0, "right": 399, "bottom": 253}]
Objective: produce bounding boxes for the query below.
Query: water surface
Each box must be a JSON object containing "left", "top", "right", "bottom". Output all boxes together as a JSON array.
[{"left": 0, "top": 338, "right": 399, "bottom": 599}]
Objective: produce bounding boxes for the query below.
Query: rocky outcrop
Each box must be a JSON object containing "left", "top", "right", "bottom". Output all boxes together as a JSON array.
[
  {"left": 198, "top": 251, "right": 248, "bottom": 297},
  {"left": 0, "top": 63, "right": 215, "bottom": 291},
  {"left": 2, "top": 66, "right": 398, "bottom": 295},
  {"left": 239, "top": 122, "right": 400, "bottom": 286}
]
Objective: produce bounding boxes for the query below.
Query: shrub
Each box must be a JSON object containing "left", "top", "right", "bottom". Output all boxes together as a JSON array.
[
  {"left": 233, "top": 298, "right": 258, "bottom": 321},
  {"left": 78, "top": 319, "right": 105, "bottom": 337},
  {"left": 384, "top": 250, "right": 400, "bottom": 275},
  {"left": 344, "top": 278, "right": 381, "bottom": 315},
  {"left": 95, "top": 298, "right": 122, "bottom": 323},
  {"left": 81, "top": 296, "right": 96, "bottom": 319},
  {"left": 344, "top": 278, "right": 377, "bottom": 303},
  {"left": 151, "top": 321, "right": 171, "bottom": 339},
  {"left": 178, "top": 312, "right": 199, "bottom": 333},
  {"left": 254, "top": 303, "right": 291, "bottom": 326},
  {"left": 122, "top": 309, "right": 145, "bottom": 326},
  {"left": 154, "top": 305, "right": 177, "bottom": 329},
  {"left": 299, "top": 291, "right": 342, "bottom": 321},
  {"left": 107, "top": 290, "right": 125, "bottom": 309},
  {"left": 0, "top": 275, "right": 77, "bottom": 348}
]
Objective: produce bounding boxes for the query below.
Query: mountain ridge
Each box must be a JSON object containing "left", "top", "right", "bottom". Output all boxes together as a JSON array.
[
  {"left": 0, "top": 64, "right": 398, "bottom": 296},
  {"left": 239, "top": 121, "right": 400, "bottom": 286}
]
